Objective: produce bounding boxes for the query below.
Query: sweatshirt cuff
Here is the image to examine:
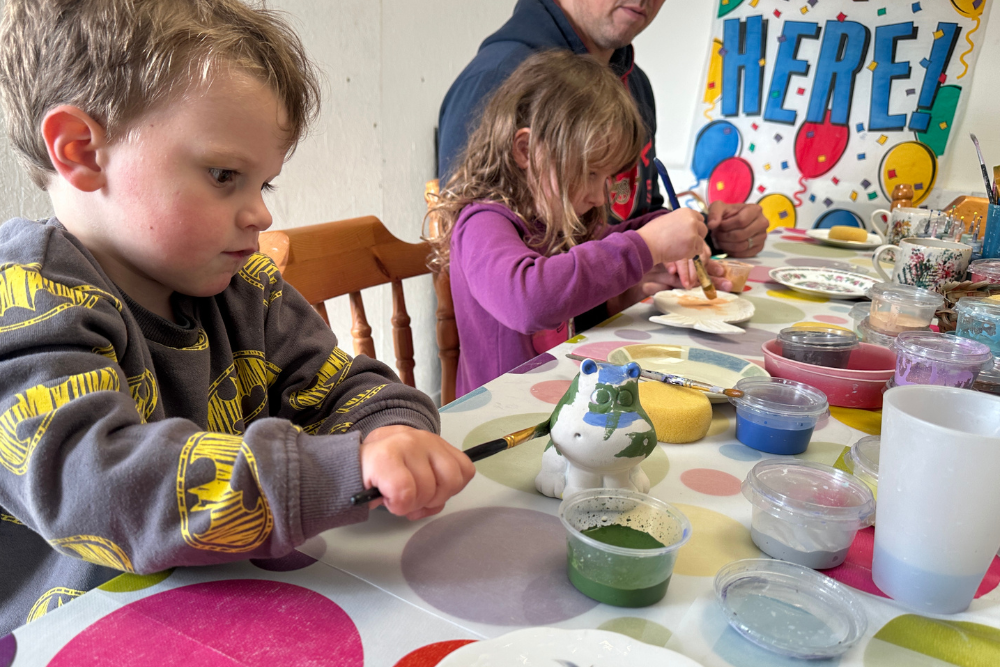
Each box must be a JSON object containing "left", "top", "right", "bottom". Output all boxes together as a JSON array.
[
  {"left": 298, "top": 430, "right": 369, "bottom": 537},
  {"left": 622, "top": 229, "right": 655, "bottom": 271}
]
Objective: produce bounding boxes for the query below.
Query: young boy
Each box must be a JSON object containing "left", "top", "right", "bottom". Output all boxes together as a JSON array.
[{"left": 0, "top": 0, "right": 475, "bottom": 634}]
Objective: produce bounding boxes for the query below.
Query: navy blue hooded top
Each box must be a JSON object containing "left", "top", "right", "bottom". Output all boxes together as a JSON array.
[{"left": 437, "top": 0, "right": 665, "bottom": 224}]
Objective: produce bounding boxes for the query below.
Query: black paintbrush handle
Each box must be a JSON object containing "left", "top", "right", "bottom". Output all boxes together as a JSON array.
[{"left": 349, "top": 421, "right": 551, "bottom": 506}]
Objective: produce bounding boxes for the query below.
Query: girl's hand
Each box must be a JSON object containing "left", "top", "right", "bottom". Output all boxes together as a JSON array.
[
  {"left": 360, "top": 425, "right": 476, "bottom": 520},
  {"left": 670, "top": 257, "right": 733, "bottom": 293},
  {"left": 635, "top": 208, "right": 708, "bottom": 265}
]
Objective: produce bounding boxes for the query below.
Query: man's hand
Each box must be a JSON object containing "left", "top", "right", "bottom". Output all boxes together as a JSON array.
[{"left": 706, "top": 202, "right": 769, "bottom": 258}]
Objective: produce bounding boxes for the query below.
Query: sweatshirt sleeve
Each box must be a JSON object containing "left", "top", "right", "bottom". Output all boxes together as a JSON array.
[
  {"left": 451, "top": 208, "right": 654, "bottom": 334},
  {"left": 0, "top": 250, "right": 437, "bottom": 576}
]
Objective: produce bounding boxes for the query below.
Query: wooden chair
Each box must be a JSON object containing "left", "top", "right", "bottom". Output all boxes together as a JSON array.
[
  {"left": 259, "top": 215, "right": 455, "bottom": 394},
  {"left": 425, "top": 179, "right": 460, "bottom": 405}
]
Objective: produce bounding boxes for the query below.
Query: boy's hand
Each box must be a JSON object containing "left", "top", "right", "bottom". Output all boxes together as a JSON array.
[
  {"left": 635, "top": 208, "right": 709, "bottom": 265},
  {"left": 705, "top": 202, "right": 768, "bottom": 257},
  {"left": 359, "top": 425, "right": 475, "bottom": 520}
]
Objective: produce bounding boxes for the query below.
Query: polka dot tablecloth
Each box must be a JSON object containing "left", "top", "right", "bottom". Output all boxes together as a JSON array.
[{"left": 7, "top": 231, "right": 1000, "bottom": 667}]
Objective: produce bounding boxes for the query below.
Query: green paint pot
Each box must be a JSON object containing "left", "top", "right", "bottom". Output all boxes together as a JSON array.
[{"left": 559, "top": 489, "right": 691, "bottom": 607}]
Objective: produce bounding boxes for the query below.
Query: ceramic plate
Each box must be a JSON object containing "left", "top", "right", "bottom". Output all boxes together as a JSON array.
[
  {"left": 609, "top": 344, "right": 769, "bottom": 403},
  {"left": 439, "top": 627, "right": 703, "bottom": 666},
  {"left": 806, "top": 228, "right": 883, "bottom": 249},
  {"left": 649, "top": 288, "right": 755, "bottom": 335},
  {"left": 768, "top": 267, "right": 877, "bottom": 299}
]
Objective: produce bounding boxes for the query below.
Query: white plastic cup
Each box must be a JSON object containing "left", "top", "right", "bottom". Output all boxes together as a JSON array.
[{"left": 873, "top": 385, "right": 1000, "bottom": 614}]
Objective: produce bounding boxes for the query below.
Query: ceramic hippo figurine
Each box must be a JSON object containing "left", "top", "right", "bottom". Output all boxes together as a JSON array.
[{"left": 535, "top": 359, "right": 658, "bottom": 499}]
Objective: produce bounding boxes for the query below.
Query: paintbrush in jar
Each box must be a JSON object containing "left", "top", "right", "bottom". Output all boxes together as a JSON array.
[
  {"left": 970, "top": 134, "right": 995, "bottom": 204},
  {"left": 349, "top": 420, "right": 551, "bottom": 505},
  {"left": 564, "top": 353, "right": 744, "bottom": 398}
]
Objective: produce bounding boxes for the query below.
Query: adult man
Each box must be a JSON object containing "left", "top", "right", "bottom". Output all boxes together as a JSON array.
[{"left": 437, "top": 0, "right": 769, "bottom": 271}]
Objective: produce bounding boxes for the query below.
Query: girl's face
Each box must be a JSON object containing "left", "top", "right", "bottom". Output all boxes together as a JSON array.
[{"left": 570, "top": 166, "right": 617, "bottom": 216}]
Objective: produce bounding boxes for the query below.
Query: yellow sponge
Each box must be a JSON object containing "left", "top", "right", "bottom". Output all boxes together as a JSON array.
[
  {"left": 638, "top": 382, "right": 713, "bottom": 444},
  {"left": 828, "top": 226, "right": 869, "bottom": 242}
]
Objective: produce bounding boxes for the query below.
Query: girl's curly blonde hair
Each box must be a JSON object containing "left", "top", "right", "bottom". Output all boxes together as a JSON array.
[{"left": 427, "top": 50, "right": 645, "bottom": 272}]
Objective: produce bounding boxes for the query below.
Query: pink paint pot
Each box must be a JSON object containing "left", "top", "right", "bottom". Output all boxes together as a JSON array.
[
  {"left": 891, "top": 331, "right": 993, "bottom": 389},
  {"left": 762, "top": 339, "right": 896, "bottom": 409},
  {"left": 970, "top": 259, "right": 1000, "bottom": 284}
]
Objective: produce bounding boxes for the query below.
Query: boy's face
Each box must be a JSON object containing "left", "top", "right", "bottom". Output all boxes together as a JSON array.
[{"left": 93, "top": 70, "right": 288, "bottom": 306}]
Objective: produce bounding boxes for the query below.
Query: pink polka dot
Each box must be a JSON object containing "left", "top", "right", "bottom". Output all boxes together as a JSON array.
[
  {"left": 680, "top": 468, "right": 742, "bottom": 496},
  {"left": 570, "top": 341, "right": 627, "bottom": 363},
  {"left": 814, "top": 315, "right": 849, "bottom": 325},
  {"left": 49, "top": 580, "right": 363, "bottom": 666},
  {"left": 827, "top": 528, "right": 1000, "bottom": 600},
  {"left": 531, "top": 380, "right": 573, "bottom": 404},
  {"left": 747, "top": 265, "right": 777, "bottom": 284},
  {"left": 784, "top": 228, "right": 807, "bottom": 235}
]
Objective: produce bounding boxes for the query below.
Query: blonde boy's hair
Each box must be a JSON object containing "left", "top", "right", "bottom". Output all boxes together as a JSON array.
[
  {"left": 427, "top": 50, "right": 644, "bottom": 272},
  {"left": 0, "top": 0, "right": 320, "bottom": 189}
]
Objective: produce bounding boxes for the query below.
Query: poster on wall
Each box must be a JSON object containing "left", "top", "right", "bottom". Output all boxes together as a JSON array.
[{"left": 690, "top": 0, "right": 991, "bottom": 231}]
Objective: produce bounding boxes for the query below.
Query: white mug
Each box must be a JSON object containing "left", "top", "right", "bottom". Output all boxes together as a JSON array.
[
  {"left": 872, "top": 237, "right": 972, "bottom": 291},
  {"left": 869, "top": 207, "right": 941, "bottom": 245}
]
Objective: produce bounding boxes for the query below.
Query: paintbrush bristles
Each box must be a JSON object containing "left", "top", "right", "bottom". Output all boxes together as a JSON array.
[{"left": 971, "top": 133, "right": 996, "bottom": 205}]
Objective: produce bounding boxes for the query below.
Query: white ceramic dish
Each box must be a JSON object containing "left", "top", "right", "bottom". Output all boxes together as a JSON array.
[
  {"left": 806, "top": 228, "right": 882, "bottom": 250},
  {"left": 438, "top": 627, "right": 703, "bottom": 666},
  {"left": 650, "top": 288, "right": 755, "bottom": 335},
  {"left": 768, "top": 267, "right": 878, "bottom": 299},
  {"left": 608, "top": 343, "right": 769, "bottom": 403}
]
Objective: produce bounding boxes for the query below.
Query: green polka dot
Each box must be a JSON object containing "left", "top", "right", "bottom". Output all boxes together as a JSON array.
[
  {"left": 795, "top": 441, "right": 850, "bottom": 466},
  {"left": 707, "top": 413, "right": 731, "bottom": 437},
  {"left": 766, "top": 288, "right": 830, "bottom": 303},
  {"left": 98, "top": 569, "right": 173, "bottom": 592},
  {"left": 598, "top": 617, "right": 672, "bottom": 647},
  {"left": 832, "top": 445, "right": 852, "bottom": 474},
  {"left": 773, "top": 241, "right": 856, "bottom": 258},
  {"left": 597, "top": 313, "right": 624, "bottom": 327},
  {"left": 864, "top": 615, "right": 1000, "bottom": 666},
  {"left": 464, "top": 413, "right": 669, "bottom": 495},
  {"left": 566, "top": 334, "right": 587, "bottom": 344},
  {"left": 743, "top": 296, "right": 806, "bottom": 324}
]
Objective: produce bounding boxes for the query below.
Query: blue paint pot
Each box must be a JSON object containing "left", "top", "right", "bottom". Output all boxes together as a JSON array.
[{"left": 729, "top": 377, "right": 829, "bottom": 455}]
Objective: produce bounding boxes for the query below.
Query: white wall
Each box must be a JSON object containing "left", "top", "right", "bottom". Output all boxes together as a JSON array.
[{"left": 1, "top": 0, "right": 997, "bottom": 403}]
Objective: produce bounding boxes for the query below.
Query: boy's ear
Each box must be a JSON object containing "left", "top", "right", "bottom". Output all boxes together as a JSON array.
[
  {"left": 512, "top": 127, "right": 531, "bottom": 170},
  {"left": 41, "top": 105, "right": 108, "bottom": 192}
]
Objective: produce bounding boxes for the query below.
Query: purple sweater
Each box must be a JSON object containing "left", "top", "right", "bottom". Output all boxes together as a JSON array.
[{"left": 450, "top": 202, "right": 657, "bottom": 397}]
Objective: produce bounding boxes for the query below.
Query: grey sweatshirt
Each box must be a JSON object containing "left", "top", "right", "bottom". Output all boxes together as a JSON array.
[{"left": 0, "top": 217, "right": 439, "bottom": 635}]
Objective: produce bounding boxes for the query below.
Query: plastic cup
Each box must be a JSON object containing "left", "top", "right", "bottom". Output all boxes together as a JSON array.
[
  {"left": 719, "top": 260, "right": 753, "bottom": 293},
  {"left": 742, "top": 461, "right": 875, "bottom": 569},
  {"left": 969, "top": 258, "right": 1000, "bottom": 284},
  {"left": 873, "top": 385, "right": 1000, "bottom": 614},
  {"left": 867, "top": 283, "right": 943, "bottom": 334},
  {"left": 559, "top": 488, "right": 690, "bottom": 607},
  {"left": 955, "top": 297, "right": 1000, "bottom": 356},
  {"left": 777, "top": 325, "right": 859, "bottom": 368},
  {"left": 892, "top": 331, "right": 993, "bottom": 389},
  {"left": 729, "top": 377, "right": 829, "bottom": 455},
  {"left": 845, "top": 435, "right": 880, "bottom": 499},
  {"left": 857, "top": 317, "right": 902, "bottom": 348}
]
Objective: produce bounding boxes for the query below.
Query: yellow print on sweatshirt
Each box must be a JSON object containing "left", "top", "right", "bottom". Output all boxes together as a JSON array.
[
  {"left": 167, "top": 328, "right": 209, "bottom": 351},
  {"left": 1, "top": 513, "right": 24, "bottom": 525},
  {"left": 0, "top": 263, "right": 122, "bottom": 334},
  {"left": 128, "top": 369, "right": 158, "bottom": 422},
  {"left": 27, "top": 587, "right": 85, "bottom": 623},
  {"left": 49, "top": 534, "right": 134, "bottom": 572},
  {"left": 0, "top": 368, "right": 120, "bottom": 475},
  {"left": 239, "top": 253, "right": 281, "bottom": 293},
  {"left": 176, "top": 432, "right": 273, "bottom": 553},
  {"left": 288, "top": 347, "right": 352, "bottom": 411},
  {"left": 335, "top": 384, "right": 387, "bottom": 414},
  {"left": 93, "top": 342, "right": 117, "bottom": 362},
  {"left": 207, "top": 351, "right": 281, "bottom": 434}
]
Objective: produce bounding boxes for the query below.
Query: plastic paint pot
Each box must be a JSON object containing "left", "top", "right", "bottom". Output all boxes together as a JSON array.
[
  {"left": 559, "top": 488, "right": 690, "bottom": 607},
  {"left": 892, "top": 331, "right": 993, "bottom": 389},
  {"left": 742, "top": 460, "right": 875, "bottom": 569},
  {"left": 955, "top": 297, "right": 1000, "bottom": 356},
  {"left": 969, "top": 259, "right": 1000, "bottom": 284},
  {"left": 777, "top": 326, "right": 859, "bottom": 368},
  {"left": 867, "top": 283, "right": 944, "bottom": 334},
  {"left": 845, "top": 435, "right": 880, "bottom": 499},
  {"left": 729, "top": 377, "right": 829, "bottom": 455}
]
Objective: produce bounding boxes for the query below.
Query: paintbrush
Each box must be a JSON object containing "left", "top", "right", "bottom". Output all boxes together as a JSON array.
[
  {"left": 564, "top": 353, "right": 744, "bottom": 398},
  {"left": 652, "top": 157, "right": 717, "bottom": 300},
  {"left": 349, "top": 420, "right": 551, "bottom": 506},
  {"left": 970, "top": 134, "right": 995, "bottom": 205}
]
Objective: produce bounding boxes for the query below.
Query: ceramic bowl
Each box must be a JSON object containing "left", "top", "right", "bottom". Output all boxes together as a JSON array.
[{"left": 761, "top": 339, "right": 895, "bottom": 409}]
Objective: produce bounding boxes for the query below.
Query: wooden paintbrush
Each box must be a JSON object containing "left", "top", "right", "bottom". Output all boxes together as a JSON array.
[
  {"left": 564, "top": 353, "right": 743, "bottom": 398},
  {"left": 349, "top": 420, "right": 551, "bottom": 505},
  {"left": 653, "top": 157, "right": 717, "bottom": 301}
]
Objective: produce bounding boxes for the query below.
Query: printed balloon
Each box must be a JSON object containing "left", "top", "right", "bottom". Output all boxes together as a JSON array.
[
  {"left": 794, "top": 110, "right": 850, "bottom": 179},
  {"left": 692, "top": 120, "right": 742, "bottom": 182},
  {"left": 878, "top": 141, "right": 938, "bottom": 206},
  {"left": 813, "top": 209, "right": 864, "bottom": 230},
  {"left": 708, "top": 157, "right": 754, "bottom": 205},
  {"left": 951, "top": 0, "right": 986, "bottom": 18},
  {"left": 758, "top": 193, "right": 797, "bottom": 231}
]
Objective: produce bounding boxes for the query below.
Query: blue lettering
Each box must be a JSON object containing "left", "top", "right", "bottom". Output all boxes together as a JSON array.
[
  {"left": 807, "top": 20, "right": 871, "bottom": 125},
  {"left": 764, "top": 21, "right": 821, "bottom": 125},
  {"left": 869, "top": 22, "right": 918, "bottom": 132},
  {"left": 910, "top": 22, "right": 962, "bottom": 132},
  {"left": 722, "top": 16, "right": 768, "bottom": 117}
]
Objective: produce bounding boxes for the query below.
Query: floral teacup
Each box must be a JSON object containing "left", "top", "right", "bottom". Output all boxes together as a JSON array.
[
  {"left": 870, "top": 207, "right": 942, "bottom": 245},
  {"left": 872, "top": 237, "right": 972, "bottom": 292}
]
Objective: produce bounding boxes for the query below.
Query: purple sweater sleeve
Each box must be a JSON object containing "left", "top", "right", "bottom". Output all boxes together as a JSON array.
[{"left": 452, "top": 208, "right": 654, "bottom": 334}]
